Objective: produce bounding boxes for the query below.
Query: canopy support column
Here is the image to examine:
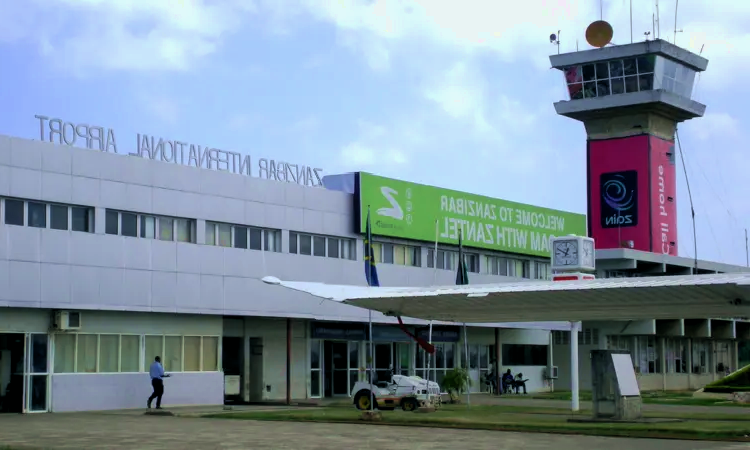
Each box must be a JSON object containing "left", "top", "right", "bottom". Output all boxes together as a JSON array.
[{"left": 570, "top": 321, "right": 580, "bottom": 412}]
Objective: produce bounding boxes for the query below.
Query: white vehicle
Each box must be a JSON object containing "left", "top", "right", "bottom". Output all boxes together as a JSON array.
[{"left": 351, "top": 372, "right": 442, "bottom": 412}]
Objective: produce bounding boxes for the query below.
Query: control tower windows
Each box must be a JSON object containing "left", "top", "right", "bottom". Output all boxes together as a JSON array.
[{"left": 564, "top": 55, "right": 655, "bottom": 100}]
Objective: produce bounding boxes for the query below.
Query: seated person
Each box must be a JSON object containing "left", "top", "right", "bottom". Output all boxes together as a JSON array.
[
  {"left": 484, "top": 367, "right": 497, "bottom": 394},
  {"left": 501, "top": 369, "right": 514, "bottom": 394},
  {"left": 513, "top": 373, "right": 529, "bottom": 394}
]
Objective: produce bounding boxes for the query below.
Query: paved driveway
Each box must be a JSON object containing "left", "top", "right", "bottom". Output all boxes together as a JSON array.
[{"left": 0, "top": 413, "right": 748, "bottom": 450}]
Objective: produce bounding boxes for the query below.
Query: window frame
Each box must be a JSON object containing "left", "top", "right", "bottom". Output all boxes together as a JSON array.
[
  {"left": 289, "top": 231, "right": 356, "bottom": 260},
  {"left": 107, "top": 209, "right": 196, "bottom": 243}
]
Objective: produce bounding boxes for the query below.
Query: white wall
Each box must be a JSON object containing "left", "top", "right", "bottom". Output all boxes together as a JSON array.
[
  {"left": 0, "top": 307, "right": 50, "bottom": 333},
  {"left": 51, "top": 372, "right": 223, "bottom": 412},
  {"left": 0, "top": 134, "right": 564, "bottom": 332}
]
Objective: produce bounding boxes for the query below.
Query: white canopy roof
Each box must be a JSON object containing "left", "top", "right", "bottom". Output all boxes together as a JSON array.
[{"left": 262, "top": 273, "right": 750, "bottom": 323}]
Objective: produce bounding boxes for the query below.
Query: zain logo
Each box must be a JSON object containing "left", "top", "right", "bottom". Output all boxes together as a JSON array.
[
  {"left": 600, "top": 171, "right": 638, "bottom": 228},
  {"left": 377, "top": 186, "right": 404, "bottom": 220}
]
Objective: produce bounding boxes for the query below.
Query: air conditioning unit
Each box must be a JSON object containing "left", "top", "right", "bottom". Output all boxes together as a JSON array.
[
  {"left": 53, "top": 311, "right": 82, "bottom": 331},
  {"left": 545, "top": 366, "right": 559, "bottom": 379}
]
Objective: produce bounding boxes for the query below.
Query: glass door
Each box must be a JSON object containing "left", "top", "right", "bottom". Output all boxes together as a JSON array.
[
  {"left": 310, "top": 339, "right": 322, "bottom": 398},
  {"left": 24, "top": 333, "right": 49, "bottom": 413},
  {"left": 395, "top": 343, "right": 411, "bottom": 376},
  {"left": 374, "top": 343, "right": 392, "bottom": 383},
  {"left": 331, "top": 342, "right": 349, "bottom": 396}
]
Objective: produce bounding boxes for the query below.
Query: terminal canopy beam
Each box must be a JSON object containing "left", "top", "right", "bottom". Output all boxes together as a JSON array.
[{"left": 261, "top": 273, "right": 750, "bottom": 323}]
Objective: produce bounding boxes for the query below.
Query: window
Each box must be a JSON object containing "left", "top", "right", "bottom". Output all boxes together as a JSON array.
[
  {"left": 121, "top": 212, "right": 138, "bottom": 237},
  {"left": 141, "top": 216, "right": 156, "bottom": 239},
  {"left": 502, "top": 344, "right": 548, "bottom": 366},
  {"left": 120, "top": 335, "right": 140, "bottom": 372},
  {"left": 164, "top": 336, "right": 182, "bottom": 372},
  {"left": 418, "top": 343, "right": 456, "bottom": 387},
  {"left": 184, "top": 336, "right": 201, "bottom": 372},
  {"left": 27, "top": 202, "right": 46, "bottom": 228},
  {"left": 565, "top": 55, "right": 655, "bottom": 100},
  {"left": 4, "top": 199, "right": 24, "bottom": 226},
  {"left": 508, "top": 259, "right": 530, "bottom": 278},
  {"left": 656, "top": 56, "right": 696, "bottom": 97},
  {"left": 2, "top": 199, "right": 93, "bottom": 232},
  {"left": 76, "top": 334, "right": 98, "bottom": 373},
  {"left": 553, "top": 330, "right": 570, "bottom": 345},
  {"left": 203, "top": 337, "right": 219, "bottom": 371},
  {"left": 234, "top": 226, "right": 248, "bottom": 249},
  {"left": 207, "top": 221, "right": 280, "bottom": 252},
  {"left": 54, "top": 333, "right": 219, "bottom": 373},
  {"left": 54, "top": 334, "right": 76, "bottom": 373},
  {"left": 50, "top": 205, "right": 69, "bottom": 230},
  {"left": 427, "top": 249, "right": 457, "bottom": 271},
  {"left": 463, "top": 253, "right": 479, "bottom": 273},
  {"left": 485, "top": 256, "right": 509, "bottom": 276},
  {"left": 299, "top": 234, "right": 312, "bottom": 255},
  {"left": 578, "top": 328, "right": 600, "bottom": 346},
  {"left": 176, "top": 219, "right": 193, "bottom": 243},
  {"left": 691, "top": 340, "right": 709, "bottom": 374},
  {"left": 144, "top": 336, "right": 163, "bottom": 370},
  {"left": 289, "top": 232, "right": 355, "bottom": 260},
  {"left": 666, "top": 338, "right": 687, "bottom": 374},
  {"left": 99, "top": 335, "right": 119, "bottom": 373},
  {"left": 105, "top": 209, "right": 119, "bottom": 235},
  {"left": 313, "top": 236, "right": 326, "bottom": 257},
  {"left": 71, "top": 206, "right": 93, "bottom": 232},
  {"left": 249, "top": 228, "right": 262, "bottom": 250},
  {"left": 107, "top": 210, "right": 194, "bottom": 242},
  {"left": 535, "top": 261, "right": 551, "bottom": 280},
  {"left": 635, "top": 336, "right": 660, "bottom": 374},
  {"left": 376, "top": 243, "right": 421, "bottom": 267},
  {"left": 159, "top": 217, "right": 174, "bottom": 241}
]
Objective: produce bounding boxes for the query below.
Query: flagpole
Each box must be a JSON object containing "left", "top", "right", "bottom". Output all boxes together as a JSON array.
[
  {"left": 432, "top": 219, "right": 439, "bottom": 285},
  {"left": 428, "top": 321, "right": 433, "bottom": 384},
  {"left": 463, "top": 323, "right": 470, "bottom": 408},
  {"left": 369, "top": 309, "right": 373, "bottom": 412},
  {"left": 366, "top": 205, "right": 374, "bottom": 412}
]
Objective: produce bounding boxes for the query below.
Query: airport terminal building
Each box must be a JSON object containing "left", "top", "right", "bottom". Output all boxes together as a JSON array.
[{"left": 0, "top": 126, "right": 748, "bottom": 414}]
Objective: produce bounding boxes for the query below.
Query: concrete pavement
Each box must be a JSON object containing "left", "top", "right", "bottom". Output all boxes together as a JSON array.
[{"left": 0, "top": 412, "right": 749, "bottom": 450}]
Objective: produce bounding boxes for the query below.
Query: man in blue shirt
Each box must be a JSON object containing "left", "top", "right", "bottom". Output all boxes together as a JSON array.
[{"left": 147, "top": 356, "right": 170, "bottom": 409}]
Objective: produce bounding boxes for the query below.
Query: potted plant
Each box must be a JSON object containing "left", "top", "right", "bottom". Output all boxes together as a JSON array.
[{"left": 441, "top": 367, "right": 471, "bottom": 403}]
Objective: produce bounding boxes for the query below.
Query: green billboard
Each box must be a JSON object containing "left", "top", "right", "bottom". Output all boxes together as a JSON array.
[{"left": 357, "top": 173, "right": 587, "bottom": 258}]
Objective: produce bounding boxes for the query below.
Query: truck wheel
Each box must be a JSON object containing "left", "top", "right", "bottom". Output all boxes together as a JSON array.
[
  {"left": 354, "top": 391, "right": 375, "bottom": 410},
  {"left": 401, "top": 397, "right": 419, "bottom": 412}
]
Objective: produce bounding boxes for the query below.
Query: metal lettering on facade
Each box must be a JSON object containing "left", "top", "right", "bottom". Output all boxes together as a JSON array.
[{"left": 34, "top": 115, "right": 324, "bottom": 187}]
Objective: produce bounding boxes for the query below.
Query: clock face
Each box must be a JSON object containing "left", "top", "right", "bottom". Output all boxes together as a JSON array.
[
  {"left": 582, "top": 240, "right": 595, "bottom": 268},
  {"left": 553, "top": 240, "right": 579, "bottom": 266}
]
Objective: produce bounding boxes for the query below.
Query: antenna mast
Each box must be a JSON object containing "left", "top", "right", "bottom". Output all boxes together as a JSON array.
[
  {"left": 630, "top": 0, "right": 634, "bottom": 43},
  {"left": 746, "top": 228, "right": 749, "bottom": 267},
  {"left": 673, "top": 0, "right": 683, "bottom": 45},
  {"left": 656, "top": 0, "right": 661, "bottom": 39}
]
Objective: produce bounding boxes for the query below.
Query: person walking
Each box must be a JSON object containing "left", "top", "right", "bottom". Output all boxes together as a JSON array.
[{"left": 147, "top": 356, "right": 170, "bottom": 409}]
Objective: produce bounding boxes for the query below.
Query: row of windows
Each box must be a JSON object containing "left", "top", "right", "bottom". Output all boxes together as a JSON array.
[
  {"left": 1, "top": 198, "right": 547, "bottom": 278},
  {"left": 289, "top": 231, "right": 357, "bottom": 260},
  {"left": 205, "top": 221, "right": 282, "bottom": 252},
  {"left": 105, "top": 209, "right": 195, "bottom": 243},
  {"left": 606, "top": 336, "right": 734, "bottom": 375},
  {"left": 552, "top": 328, "right": 600, "bottom": 346},
  {"left": 53, "top": 333, "right": 219, "bottom": 374},
  {"left": 1, "top": 198, "right": 94, "bottom": 232}
]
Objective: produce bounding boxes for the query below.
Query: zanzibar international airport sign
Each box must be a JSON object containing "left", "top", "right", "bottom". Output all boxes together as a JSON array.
[
  {"left": 33, "top": 115, "right": 324, "bottom": 187},
  {"left": 357, "top": 172, "right": 587, "bottom": 258}
]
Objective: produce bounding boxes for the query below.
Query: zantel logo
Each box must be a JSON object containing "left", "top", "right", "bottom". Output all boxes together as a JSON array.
[{"left": 600, "top": 170, "right": 638, "bottom": 229}]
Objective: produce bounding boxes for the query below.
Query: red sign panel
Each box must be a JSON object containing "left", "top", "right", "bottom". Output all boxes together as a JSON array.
[
  {"left": 649, "top": 136, "right": 678, "bottom": 255},
  {"left": 588, "top": 135, "right": 651, "bottom": 251}
]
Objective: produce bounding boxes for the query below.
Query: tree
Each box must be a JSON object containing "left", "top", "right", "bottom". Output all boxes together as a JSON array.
[{"left": 441, "top": 367, "right": 471, "bottom": 403}]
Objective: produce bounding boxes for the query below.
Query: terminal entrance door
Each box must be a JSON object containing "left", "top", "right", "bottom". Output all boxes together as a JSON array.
[
  {"left": 323, "top": 341, "right": 359, "bottom": 397},
  {"left": 0, "top": 333, "right": 48, "bottom": 414}
]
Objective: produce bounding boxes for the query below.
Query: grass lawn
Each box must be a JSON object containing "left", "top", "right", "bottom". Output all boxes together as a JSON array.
[
  {"left": 203, "top": 404, "right": 750, "bottom": 441},
  {"left": 530, "top": 390, "right": 750, "bottom": 407}
]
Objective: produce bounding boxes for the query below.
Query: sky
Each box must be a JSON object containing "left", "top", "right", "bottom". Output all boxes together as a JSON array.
[{"left": 0, "top": 0, "right": 748, "bottom": 266}]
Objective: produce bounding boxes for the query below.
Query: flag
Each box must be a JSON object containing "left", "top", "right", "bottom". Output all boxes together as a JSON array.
[
  {"left": 456, "top": 230, "right": 469, "bottom": 285},
  {"left": 364, "top": 208, "right": 380, "bottom": 287}
]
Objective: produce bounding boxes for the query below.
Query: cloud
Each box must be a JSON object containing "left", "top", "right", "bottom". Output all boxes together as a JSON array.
[
  {"left": 0, "top": 0, "right": 256, "bottom": 74},
  {"left": 339, "top": 142, "right": 407, "bottom": 167}
]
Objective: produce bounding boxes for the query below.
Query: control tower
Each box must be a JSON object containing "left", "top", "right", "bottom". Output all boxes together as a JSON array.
[{"left": 549, "top": 23, "right": 708, "bottom": 256}]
